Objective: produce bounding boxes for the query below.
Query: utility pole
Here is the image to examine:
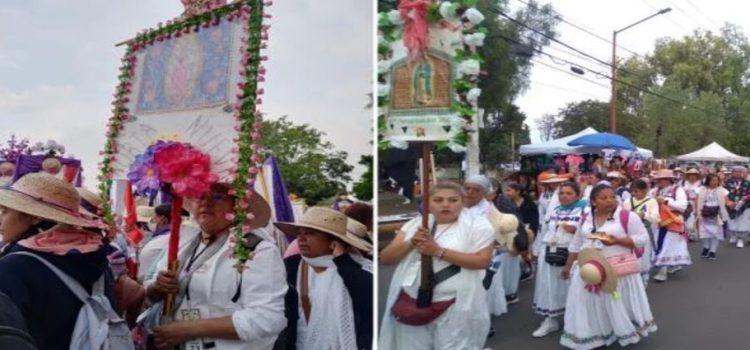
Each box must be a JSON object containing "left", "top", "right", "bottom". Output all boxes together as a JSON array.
[{"left": 609, "top": 8, "right": 671, "bottom": 133}]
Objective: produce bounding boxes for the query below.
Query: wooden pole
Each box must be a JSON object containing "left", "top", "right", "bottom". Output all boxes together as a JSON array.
[{"left": 417, "top": 142, "right": 434, "bottom": 308}]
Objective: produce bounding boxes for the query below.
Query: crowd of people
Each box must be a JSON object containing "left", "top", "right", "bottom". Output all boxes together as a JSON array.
[
  {"left": 0, "top": 171, "right": 374, "bottom": 349},
  {"left": 380, "top": 162, "right": 750, "bottom": 349}
]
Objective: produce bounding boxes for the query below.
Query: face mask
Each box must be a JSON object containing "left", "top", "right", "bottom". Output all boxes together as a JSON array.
[
  {"left": 302, "top": 254, "right": 335, "bottom": 268},
  {"left": 147, "top": 222, "right": 157, "bottom": 232}
]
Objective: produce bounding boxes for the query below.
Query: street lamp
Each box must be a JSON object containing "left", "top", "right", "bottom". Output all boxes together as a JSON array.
[{"left": 609, "top": 7, "right": 672, "bottom": 133}]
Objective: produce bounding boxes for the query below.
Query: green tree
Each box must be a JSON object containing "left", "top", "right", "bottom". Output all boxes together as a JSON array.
[
  {"left": 476, "top": 0, "right": 559, "bottom": 167},
  {"left": 262, "top": 117, "right": 353, "bottom": 205},
  {"left": 352, "top": 155, "right": 373, "bottom": 201}
]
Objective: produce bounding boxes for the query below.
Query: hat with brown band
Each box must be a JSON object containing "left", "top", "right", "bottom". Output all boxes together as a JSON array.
[
  {"left": 274, "top": 207, "right": 371, "bottom": 252},
  {"left": 0, "top": 173, "right": 104, "bottom": 228}
]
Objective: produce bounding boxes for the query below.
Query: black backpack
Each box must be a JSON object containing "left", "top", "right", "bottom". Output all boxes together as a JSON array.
[{"left": 0, "top": 291, "right": 36, "bottom": 349}]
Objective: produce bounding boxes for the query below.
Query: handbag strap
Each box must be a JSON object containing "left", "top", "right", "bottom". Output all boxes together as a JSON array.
[
  {"left": 431, "top": 264, "right": 460, "bottom": 286},
  {"left": 9, "top": 251, "right": 93, "bottom": 302},
  {"left": 300, "top": 261, "right": 311, "bottom": 322}
]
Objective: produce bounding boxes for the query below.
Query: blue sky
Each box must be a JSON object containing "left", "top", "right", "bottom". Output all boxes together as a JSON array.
[{"left": 0, "top": 0, "right": 373, "bottom": 190}]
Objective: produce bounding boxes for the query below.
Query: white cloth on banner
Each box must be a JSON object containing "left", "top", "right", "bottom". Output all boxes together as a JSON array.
[
  {"left": 379, "top": 211, "right": 494, "bottom": 350},
  {"left": 296, "top": 255, "right": 357, "bottom": 350},
  {"left": 562, "top": 207, "right": 656, "bottom": 349}
]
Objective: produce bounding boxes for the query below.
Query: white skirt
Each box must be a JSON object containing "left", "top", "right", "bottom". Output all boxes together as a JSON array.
[
  {"left": 727, "top": 209, "right": 750, "bottom": 236},
  {"left": 533, "top": 246, "right": 570, "bottom": 317},
  {"left": 639, "top": 241, "right": 652, "bottom": 273},
  {"left": 561, "top": 265, "right": 657, "bottom": 349},
  {"left": 653, "top": 231, "right": 692, "bottom": 267},
  {"left": 487, "top": 267, "right": 507, "bottom": 316},
  {"left": 500, "top": 252, "right": 521, "bottom": 295},
  {"left": 699, "top": 216, "right": 724, "bottom": 240}
]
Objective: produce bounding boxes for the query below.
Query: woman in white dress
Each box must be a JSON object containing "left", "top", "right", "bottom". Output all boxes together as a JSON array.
[
  {"left": 696, "top": 173, "right": 730, "bottom": 260},
  {"left": 379, "top": 181, "right": 494, "bottom": 350},
  {"left": 561, "top": 184, "right": 657, "bottom": 349},
  {"left": 532, "top": 181, "right": 586, "bottom": 338},
  {"left": 622, "top": 179, "right": 659, "bottom": 286}
]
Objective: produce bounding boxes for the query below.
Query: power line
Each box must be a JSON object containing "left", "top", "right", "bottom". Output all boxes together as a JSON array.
[
  {"left": 530, "top": 79, "right": 610, "bottom": 100},
  {"left": 492, "top": 31, "right": 714, "bottom": 115},
  {"left": 662, "top": 0, "right": 711, "bottom": 29},
  {"left": 492, "top": 8, "right": 649, "bottom": 82},
  {"left": 639, "top": 0, "right": 689, "bottom": 31},
  {"left": 511, "top": 0, "right": 643, "bottom": 58},
  {"left": 529, "top": 58, "right": 611, "bottom": 90},
  {"left": 684, "top": 0, "right": 721, "bottom": 27}
]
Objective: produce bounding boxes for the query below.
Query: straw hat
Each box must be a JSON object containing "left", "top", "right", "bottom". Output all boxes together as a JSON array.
[
  {"left": 606, "top": 171, "right": 624, "bottom": 179},
  {"left": 41, "top": 157, "right": 62, "bottom": 174},
  {"left": 653, "top": 169, "right": 676, "bottom": 180},
  {"left": 540, "top": 174, "right": 567, "bottom": 184},
  {"left": 578, "top": 248, "right": 617, "bottom": 293},
  {"left": 673, "top": 167, "right": 684, "bottom": 173},
  {"left": 0, "top": 173, "right": 101, "bottom": 228},
  {"left": 721, "top": 166, "right": 730, "bottom": 174},
  {"left": 274, "top": 207, "right": 370, "bottom": 252},
  {"left": 0, "top": 162, "right": 15, "bottom": 177},
  {"left": 346, "top": 219, "right": 373, "bottom": 253},
  {"left": 76, "top": 187, "right": 103, "bottom": 216},
  {"left": 685, "top": 168, "right": 700, "bottom": 175},
  {"left": 137, "top": 206, "right": 156, "bottom": 222}
]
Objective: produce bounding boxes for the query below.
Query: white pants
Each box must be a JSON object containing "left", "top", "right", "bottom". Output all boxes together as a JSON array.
[{"left": 703, "top": 238, "right": 720, "bottom": 253}]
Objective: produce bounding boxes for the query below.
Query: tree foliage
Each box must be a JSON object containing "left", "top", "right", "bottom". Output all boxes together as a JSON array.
[
  {"left": 553, "top": 24, "right": 750, "bottom": 157},
  {"left": 262, "top": 117, "right": 354, "bottom": 205},
  {"left": 352, "top": 155, "right": 373, "bottom": 201}
]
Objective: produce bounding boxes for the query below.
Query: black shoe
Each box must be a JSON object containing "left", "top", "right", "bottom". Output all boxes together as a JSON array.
[
  {"left": 505, "top": 293, "right": 519, "bottom": 304},
  {"left": 709, "top": 252, "right": 717, "bottom": 260},
  {"left": 701, "top": 248, "right": 709, "bottom": 258},
  {"left": 520, "top": 270, "right": 534, "bottom": 282}
]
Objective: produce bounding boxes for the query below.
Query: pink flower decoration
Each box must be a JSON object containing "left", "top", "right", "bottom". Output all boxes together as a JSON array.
[
  {"left": 245, "top": 213, "right": 255, "bottom": 221},
  {"left": 225, "top": 213, "right": 236, "bottom": 221},
  {"left": 153, "top": 143, "right": 219, "bottom": 198}
]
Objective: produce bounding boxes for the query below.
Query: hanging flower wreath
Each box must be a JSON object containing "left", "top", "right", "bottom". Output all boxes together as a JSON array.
[
  {"left": 98, "top": 0, "right": 272, "bottom": 268},
  {"left": 378, "top": 0, "right": 486, "bottom": 153}
]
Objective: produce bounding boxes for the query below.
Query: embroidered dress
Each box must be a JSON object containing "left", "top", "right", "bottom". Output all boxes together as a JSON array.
[
  {"left": 532, "top": 200, "right": 586, "bottom": 317},
  {"left": 561, "top": 208, "right": 657, "bottom": 349},
  {"left": 649, "top": 185, "right": 692, "bottom": 267},
  {"left": 724, "top": 178, "right": 750, "bottom": 239},
  {"left": 623, "top": 197, "right": 658, "bottom": 274},
  {"left": 697, "top": 187, "right": 730, "bottom": 240},
  {"left": 379, "top": 211, "right": 494, "bottom": 350},
  {"left": 682, "top": 180, "right": 702, "bottom": 238}
]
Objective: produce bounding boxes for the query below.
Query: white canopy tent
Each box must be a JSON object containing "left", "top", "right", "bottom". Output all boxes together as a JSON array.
[
  {"left": 675, "top": 142, "right": 749, "bottom": 162},
  {"left": 520, "top": 127, "right": 653, "bottom": 158}
]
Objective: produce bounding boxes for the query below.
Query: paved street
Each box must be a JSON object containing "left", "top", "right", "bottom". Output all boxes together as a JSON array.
[{"left": 378, "top": 239, "right": 750, "bottom": 349}]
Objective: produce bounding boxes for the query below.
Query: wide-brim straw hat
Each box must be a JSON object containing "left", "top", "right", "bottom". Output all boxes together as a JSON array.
[
  {"left": 540, "top": 175, "right": 567, "bottom": 184},
  {"left": 685, "top": 168, "right": 700, "bottom": 175},
  {"left": 606, "top": 171, "right": 626, "bottom": 179},
  {"left": 345, "top": 219, "right": 373, "bottom": 253},
  {"left": 0, "top": 173, "right": 102, "bottom": 228},
  {"left": 578, "top": 248, "right": 617, "bottom": 294},
  {"left": 76, "top": 187, "right": 103, "bottom": 216},
  {"left": 274, "top": 207, "right": 370, "bottom": 252},
  {"left": 673, "top": 167, "right": 684, "bottom": 173},
  {"left": 653, "top": 169, "right": 676, "bottom": 180}
]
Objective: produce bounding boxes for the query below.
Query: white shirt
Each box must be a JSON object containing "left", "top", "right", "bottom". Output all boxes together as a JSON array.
[{"left": 145, "top": 228, "right": 287, "bottom": 350}]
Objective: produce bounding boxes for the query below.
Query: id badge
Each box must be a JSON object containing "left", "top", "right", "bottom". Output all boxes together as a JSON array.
[
  {"left": 549, "top": 245, "right": 558, "bottom": 253},
  {"left": 181, "top": 309, "right": 204, "bottom": 350}
]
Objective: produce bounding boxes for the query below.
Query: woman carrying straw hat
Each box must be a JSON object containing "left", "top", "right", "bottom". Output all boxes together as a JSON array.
[
  {"left": 379, "top": 181, "right": 494, "bottom": 350},
  {"left": 143, "top": 183, "right": 286, "bottom": 350},
  {"left": 560, "top": 184, "right": 656, "bottom": 349},
  {"left": 275, "top": 207, "right": 373, "bottom": 350},
  {"left": 0, "top": 173, "right": 115, "bottom": 349}
]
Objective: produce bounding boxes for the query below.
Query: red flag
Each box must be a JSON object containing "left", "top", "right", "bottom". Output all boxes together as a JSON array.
[{"left": 124, "top": 182, "right": 143, "bottom": 245}]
